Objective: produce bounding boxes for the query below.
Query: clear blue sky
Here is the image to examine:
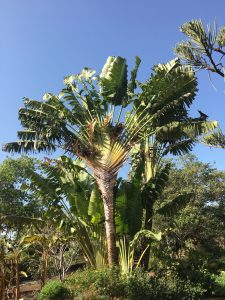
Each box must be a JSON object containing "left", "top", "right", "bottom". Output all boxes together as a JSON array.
[{"left": 1, "top": 0, "right": 225, "bottom": 171}]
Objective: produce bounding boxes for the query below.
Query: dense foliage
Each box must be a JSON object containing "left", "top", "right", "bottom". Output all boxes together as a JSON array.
[
  {"left": 65, "top": 267, "right": 205, "bottom": 299},
  {"left": 0, "top": 156, "right": 42, "bottom": 232},
  {"left": 152, "top": 155, "right": 225, "bottom": 272}
]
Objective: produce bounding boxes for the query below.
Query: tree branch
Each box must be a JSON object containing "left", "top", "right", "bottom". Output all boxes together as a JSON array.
[
  {"left": 205, "top": 48, "right": 224, "bottom": 77},
  {"left": 213, "top": 47, "right": 225, "bottom": 56}
]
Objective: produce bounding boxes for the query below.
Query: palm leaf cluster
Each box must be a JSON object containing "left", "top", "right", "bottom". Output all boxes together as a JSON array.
[
  {"left": 137, "top": 59, "right": 217, "bottom": 150},
  {"left": 3, "top": 58, "right": 142, "bottom": 182},
  {"left": 3, "top": 57, "right": 217, "bottom": 181},
  {"left": 203, "top": 129, "right": 225, "bottom": 149},
  {"left": 130, "top": 59, "right": 217, "bottom": 186}
]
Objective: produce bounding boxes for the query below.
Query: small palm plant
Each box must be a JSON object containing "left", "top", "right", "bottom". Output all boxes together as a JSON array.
[{"left": 118, "top": 230, "right": 161, "bottom": 275}]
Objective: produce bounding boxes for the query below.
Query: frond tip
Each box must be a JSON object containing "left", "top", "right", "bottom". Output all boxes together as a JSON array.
[
  {"left": 2, "top": 141, "right": 56, "bottom": 153},
  {"left": 100, "top": 56, "right": 128, "bottom": 106},
  {"left": 202, "top": 129, "right": 225, "bottom": 148}
]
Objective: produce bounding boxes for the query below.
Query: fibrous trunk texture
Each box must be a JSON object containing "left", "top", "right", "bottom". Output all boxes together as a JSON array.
[
  {"left": 42, "top": 249, "right": 48, "bottom": 286},
  {"left": 94, "top": 170, "right": 117, "bottom": 265},
  {"left": 15, "top": 258, "right": 20, "bottom": 300},
  {"left": 0, "top": 264, "right": 5, "bottom": 300}
]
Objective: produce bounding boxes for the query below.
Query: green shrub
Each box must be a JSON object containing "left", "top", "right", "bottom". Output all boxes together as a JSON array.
[
  {"left": 65, "top": 268, "right": 99, "bottom": 298},
  {"left": 212, "top": 272, "right": 225, "bottom": 296},
  {"left": 38, "top": 280, "right": 73, "bottom": 300},
  {"left": 125, "top": 270, "right": 153, "bottom": 299},
  {"left": 124, "top": 270, "right": 205, "bottom": 300},
  {"left": 155, "top": 274, "right": 206, "bottom": 300},
  {"left": 66, "top": 268, "right": 206, "bottom": 299},
  {"left": 94, "top": 267, "right": 125, "bottom": 298},
  {"left": 175, "top": 263, "right": 216, "bottom": 294},
  {"left": 66, "top": 267, "right": 124, "bottom": 298}
]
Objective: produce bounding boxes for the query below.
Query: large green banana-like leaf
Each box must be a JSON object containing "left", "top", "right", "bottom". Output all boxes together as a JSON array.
[
  {"left": 153, "top": 120, "right": 218, "bottom": 156},
  {"left": 142, "top": 164, "right": 171, "bottom": 205},
  {"left": 27, "top": 167, "right": 59, "bottom": 199},
  {"left": 0, "top": 215, "right": 44, "bottom": 226},
  {"left": 42, "top": 157, "right": 91, "bottom": 220},
  {"left": 2, "top": 140, "right": 57, "bottom": 153},
  {"left": 162, "top": 139, "right": 195, "bottom": 156},
  {"left": 157, "top": 193, "right": 193, "bottom": 217},
  {"left": 130, "top": 229, "right": 162, "bottom": 247},
  {"left": 100, "top": 56, "right": 128, "bottom": 106},
  {"left": 115, "top": 181, "right": 143, "bottom": 236},
  {"left": 135, "top": 60, "right": 197, "bottom": 128},
  {"left": 128, "top": 56, "right": 141, "bottom": 95},
  {"left": 202, "top": 129, "right": 225, "bottom": 148},
  {"left": 155, "top": 120, "right": 218, "bottom": 141},
  {"left": 66, "top": 184, "right": 89, "bottom": 220},
  {"left": 88, "top": 183, "right": 104, "bottom": 224}
]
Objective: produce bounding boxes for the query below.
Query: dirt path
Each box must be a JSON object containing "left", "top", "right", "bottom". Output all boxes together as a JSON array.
[{"left": 6, "top": 281, "right": 41, "bottom": 300}]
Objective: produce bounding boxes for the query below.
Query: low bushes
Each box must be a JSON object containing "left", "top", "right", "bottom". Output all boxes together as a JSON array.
[
  {"left": 65, "top": 267, "right": 205, "bottom": 299},
  {"left": 39, "top": 268, "right": 225, "bottom": 299},
  {"left": 212, "top": 272, "right": 225, "bottom": 297},
  {"left": 38, "top": 280, "right": 73, "bottom": 300}
]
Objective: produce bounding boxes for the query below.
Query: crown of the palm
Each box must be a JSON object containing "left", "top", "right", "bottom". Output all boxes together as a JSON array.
[{"left": 3, "top": 57, "right": 218, "bottom": 175}]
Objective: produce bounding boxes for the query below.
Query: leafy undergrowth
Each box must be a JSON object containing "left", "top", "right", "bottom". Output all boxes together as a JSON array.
[
  {"left": 36, "top": 268, "right": 225, "bottom": 300},
  {"left": 64, "top": 267, "right": 205, "bottom": 300},
  {"left": 212, "top": 272, "right": 225, "bottom": 297}
]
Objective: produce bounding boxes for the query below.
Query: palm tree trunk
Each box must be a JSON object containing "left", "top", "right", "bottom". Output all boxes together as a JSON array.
[
  {"left": 15, "top": 257, "right": 20, "bottom": 300},
  {"left": 42, "top": 249, "right": 48, "bottom": 286},
  {"left": 0, "top": 263, "right": 4, "bottom": 300},
  {"left": 142, "top": 142, "right": 156, "bottom": 270},
  {"left": 95, "top": 172, "right": 117, "bottom": 265},
  {"left": 142, "top": 200, "right": 154, "bottom": 270},
  {"left": 59, "top": 246, "right": 64, "bottom": 281}
]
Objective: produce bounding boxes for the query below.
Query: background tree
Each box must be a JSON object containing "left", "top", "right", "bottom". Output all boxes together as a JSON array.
[
  {"left": 151, "top": 154, "right": 225, "bottom": 290},
  {"left": 174, "top": 20, "right": 225, "bottom": 150},
  {"left": 174, "top": 19, "right": 225, "bottom": 79},
  {"left": 0, "top": 157, "right": 42, "bottom": 233}
]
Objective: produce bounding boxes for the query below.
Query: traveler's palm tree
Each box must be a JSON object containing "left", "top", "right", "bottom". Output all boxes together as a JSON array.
[{"left": 3, "top": 56, "right": 217, "bottom": 265}]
